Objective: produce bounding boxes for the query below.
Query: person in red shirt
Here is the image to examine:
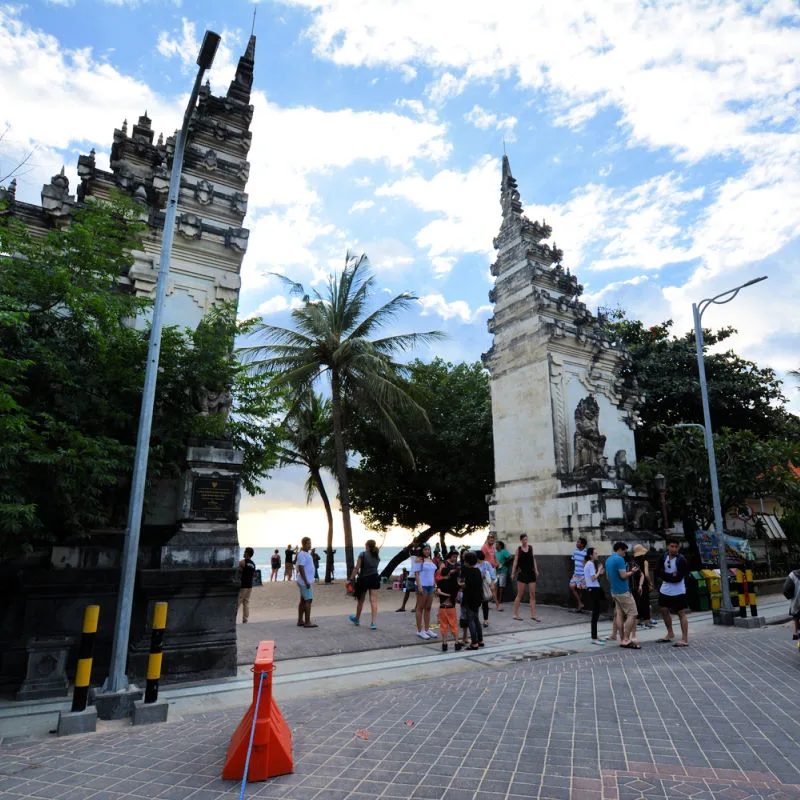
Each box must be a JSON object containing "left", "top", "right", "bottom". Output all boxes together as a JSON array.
[{"left": 480, "top": 534, "right": 503, "bottom": 612}]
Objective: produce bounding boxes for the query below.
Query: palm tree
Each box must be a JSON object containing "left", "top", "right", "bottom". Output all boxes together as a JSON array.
[
  {"left": 278, "top": 392, "right": 337, "bottom": 583},
  {"left": 242, "top": 252, "right": 443, "bottom": 574}
]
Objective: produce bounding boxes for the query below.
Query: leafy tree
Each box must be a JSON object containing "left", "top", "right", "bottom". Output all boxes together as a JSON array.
[
  {"left": 604, "top": 314, "right": 798, "bottom": 459},
  {"left": 348, "top": 358, "right": 494, "bottom": 578},
  {"left": 277, "top": 392, "right": 337, "bottom": 582},
  {"left": 0, "top": 196, "right": 283, "bottom": 557},
  {"left": 242, "top": 253, "right": 443, "bottom": 574},
  {"left": 633, "top": 427, "right": 800, "bottom": 558}
]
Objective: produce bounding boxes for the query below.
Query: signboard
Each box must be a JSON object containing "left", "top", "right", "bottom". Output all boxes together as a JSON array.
[
  {"left": 695, "top": 531, "right": 754, "bottom": 565},
  {"left": 190, "top": 475, "right": 236, "bottom": 516}
]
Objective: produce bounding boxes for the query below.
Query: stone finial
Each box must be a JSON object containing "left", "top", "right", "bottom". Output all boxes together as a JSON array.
[
  {"left": 121, "top": 118, "right": 128, "bottom": 136},
  {"left": 6, "top": 178, "right": 17, "bottom": 200},
  {"left": 157, "top": 132, "right": 164, "bottom": 147},
  {"left": 227, "top": 35, "right": 256, "bottom": 104},
  {"left": 500, "top": 154, "right": 523, "bottom": 224}
]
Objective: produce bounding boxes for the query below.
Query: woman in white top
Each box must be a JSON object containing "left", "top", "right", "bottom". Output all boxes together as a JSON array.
[
  {"left": 583, "top": 547, "right": 606, "bottom": 645},
  {"left": 414, "top": 544, "right": 438, "bottom": 639}
]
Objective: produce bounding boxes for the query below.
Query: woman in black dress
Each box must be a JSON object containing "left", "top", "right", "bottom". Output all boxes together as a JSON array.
[{"left": 511, "top": 533, "right": 540, "bottom": 621}]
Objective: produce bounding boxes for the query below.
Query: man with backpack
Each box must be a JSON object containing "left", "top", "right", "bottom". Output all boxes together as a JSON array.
[
  {"left": 783, "top": 567, "right": 800, "bottom": 641},
  {"left": 655, "top": 538, "right": 690, "bottom": 647}
]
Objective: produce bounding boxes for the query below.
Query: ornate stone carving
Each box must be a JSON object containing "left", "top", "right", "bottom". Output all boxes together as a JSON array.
[
  {"left": 194, "top": 179, "right": 214, "bottom": 205},
  {"left": 41, "top": 168, "right": 73, "bottom": 219},
  {"left": 177, "top": 212, "right": 202, "bottom": 240},
  {"left": 203, "top": 149, "right": 218, "bottom": 170},
  {"left": 613, "top": 450, "right": 631, "bottom": 482},
  {"left": 231, "top": 191, "right": 248, "bottom": 215},
  {"left": 225, "top": 227, "right": 249, "bottom": 251},
  {"left": 573, "top": 396, "right": 606, "bottom": 471},
  {"left": 196, "top": 387, "right": 232, "bottom": 420}
]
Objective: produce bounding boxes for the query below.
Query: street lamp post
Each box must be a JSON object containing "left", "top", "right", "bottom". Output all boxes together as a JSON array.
[
  {"left": 691, "top": 275, "right": 767, "bottom": 625},
  {"left": 100, "top": 32, "right": 221, "bottom": 711}
]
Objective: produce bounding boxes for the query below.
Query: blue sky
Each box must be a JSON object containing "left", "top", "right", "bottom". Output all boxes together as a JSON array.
[{"left": 2, "top": 0, "right": 799, "bottom": 548}]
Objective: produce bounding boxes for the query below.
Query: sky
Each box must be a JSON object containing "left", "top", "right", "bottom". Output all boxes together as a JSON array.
[{"left": 1, "top": 0, "right": 799, "bottom": 550}]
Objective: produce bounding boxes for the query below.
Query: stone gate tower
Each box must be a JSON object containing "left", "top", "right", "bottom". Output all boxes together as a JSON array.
[
  {"left": 0, "top": 37, "right": 258, "bottom": 693},
  {"left": 482, "top": 157, "right": 648, "bottom": 600}
]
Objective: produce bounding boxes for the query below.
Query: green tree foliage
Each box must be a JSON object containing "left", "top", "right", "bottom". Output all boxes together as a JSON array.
[
  {"left": 348, "top": 358, "right": 494, "bottom": 577},
  {"left": 0, "top": 196, "right": 283, "bottom": 556},
  {"left": 605, "top": 314, "right": 798, "bottom": 459},
  {"left": 633, "top": 427, "right": 800, "bottom": 538},
  {"left": 277, "top": 392, "right": 336, "bottom": 582},
  {"left": 242, "top": 253, "right": 443, "bottom": 574}
]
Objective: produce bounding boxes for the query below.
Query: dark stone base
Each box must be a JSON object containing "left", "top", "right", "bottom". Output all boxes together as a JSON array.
[
  {"left": 733, "top": 615, "right": 765, "bottom": 629},
  {"left": 93, "top": 685, "right": 143, "bottom": 720},
  {"left": 57, "top": 707, "right": 97, "bottom": 736},
  {"left": 712, "top": 608, "right": 736, "bottom": 626},
  {"left": 16, "top": 636, "right": 74, "bottom": 700},
  {"left": 132, "top": 699, "right": 169, "bottom": 726}
]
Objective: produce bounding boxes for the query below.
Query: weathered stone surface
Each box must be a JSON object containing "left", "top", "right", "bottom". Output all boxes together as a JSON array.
[
  {"left": 131, "top": 699, "right": 169, "bottom": 726},
  {"left": 56, "top": 707, "right": 97, "bottom": 736},
  {"left": 484, "top": 156, "right": 652, "bottom": 601},
  {"left": 16, "top": 636, "right": 74, "bottom": 701}
]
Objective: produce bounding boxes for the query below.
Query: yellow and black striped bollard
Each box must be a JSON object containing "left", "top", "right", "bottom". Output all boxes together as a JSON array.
[
  {"left": 735, "top": 570, "right": 747, "bottom": 618},
  {"left": 144, "top": 602, "right": 168, "bottom": 704},
  {"left": 745, "top": 569, "right": 758, "bottom": 617},
  {"left": 71, "top": 605, "right": 100, "bottom": 713}
]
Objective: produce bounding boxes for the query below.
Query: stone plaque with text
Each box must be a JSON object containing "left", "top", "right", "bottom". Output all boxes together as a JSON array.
[{"left": 190, "top": 476, "right": 236, "bottom": 517}]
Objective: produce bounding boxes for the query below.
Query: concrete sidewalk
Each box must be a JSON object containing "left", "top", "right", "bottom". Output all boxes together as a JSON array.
[{"left": 1, "top": 597, "right": 799, "bottom": 800}]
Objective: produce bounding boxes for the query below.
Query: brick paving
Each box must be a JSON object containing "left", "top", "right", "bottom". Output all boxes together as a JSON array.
[
  {"left": 2, "top": 628, "right": 800, "bottom": 800},
  {"left": 237, "top": 597, "right": 594, "bottom": 664}
]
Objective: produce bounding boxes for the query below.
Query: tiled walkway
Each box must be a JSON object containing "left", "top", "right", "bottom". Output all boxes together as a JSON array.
[{"left": 2, "top": 628, "right": 799, "bottom": 799}]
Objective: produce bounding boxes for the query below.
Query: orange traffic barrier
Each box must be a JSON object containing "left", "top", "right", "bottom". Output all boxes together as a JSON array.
[{"left": 222, "top": 641, "right": 293, "bottom": 782}]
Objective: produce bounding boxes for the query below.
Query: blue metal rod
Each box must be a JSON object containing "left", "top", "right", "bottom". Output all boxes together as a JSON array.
[{"left": 240, "top": 671, "right": 267, "bottom": 799}]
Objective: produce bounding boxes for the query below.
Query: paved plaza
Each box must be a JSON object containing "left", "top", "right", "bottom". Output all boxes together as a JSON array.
[{"left": 2, "top": 620, "right": 800, "bottom": 800}]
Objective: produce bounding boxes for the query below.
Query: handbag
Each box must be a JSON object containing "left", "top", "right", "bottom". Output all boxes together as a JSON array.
[{"left": 481, "top": 573, "right": 493, "bottom": 602}]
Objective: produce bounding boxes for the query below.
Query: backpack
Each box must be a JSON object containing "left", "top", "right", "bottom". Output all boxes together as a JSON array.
[{"left": 783, "top": 573, "right": 797, "bottom": 600}]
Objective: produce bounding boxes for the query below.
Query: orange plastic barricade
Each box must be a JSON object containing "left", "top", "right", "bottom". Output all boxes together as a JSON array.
[{"left": 222, "top": 641, "right": 293, "bottom": 782}]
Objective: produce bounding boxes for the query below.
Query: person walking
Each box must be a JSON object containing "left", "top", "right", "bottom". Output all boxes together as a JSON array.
[
  {"left": 476, "top": 550, "right": 496, "bottom": 628},
  {"left": 295, "top": 537, "right": 318, "bottom": 628},
  {"left": 606, "top": 542, "right": 640, "bottom": 649},
  {"left": 460, "top": 551, "right": 484, "bottom": 649},
  {"left": 269, "top": 549, "right": 281, "bottom": 582},
  {"left": 494, "top": 539, "right": 512, "bottom": 610},
  {"left": 783, "top": 566, "right": 800, "bottom": 641},
  {"left": 396, "top": 567, "right": 414, "bottom": 612},
  {"left": 568, "top": 537, "right": 588, "bottom": 612},
  {"left": 237, "top": 547, "right": 256, "bottom": 624},
  {"left": 349, "top": 539, "right": 381, "bottom": 630},
  {"left": 481, "top": 534, "right": 503, "bottom": 612},
  {"left": 512, "top": 534, "right": 540, "bottom": 621},
  {"left": 435, "top": 565, "right": 461, "bottom": 652},
  {"left": 283, "top": 544, "right": 296, "bottom": 581},
  {"left": 655, "top": 538, "right": 689, "bottom": 647},
  {"left": 583, "top": 547, "right": 607, "bottom": 645},
  {"left": 414, "top": 544, "right": 438, "bottom": 639},
  {"left": 632, "top": 544, "right": 655, "bottom": 629}
]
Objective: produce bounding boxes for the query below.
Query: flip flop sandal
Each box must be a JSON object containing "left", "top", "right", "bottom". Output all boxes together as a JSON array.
[
  {"left": 513, "top": 616, "right": 524, "bottom": 621},
  {"left": 656, "top": 638, "right": 674, "bottom": 643},
  {"left": 620, "top": 642, "right": 642, "bottom": 649},
  {"left": 673, "top": 641, "right": 689, "bottom": 647}
]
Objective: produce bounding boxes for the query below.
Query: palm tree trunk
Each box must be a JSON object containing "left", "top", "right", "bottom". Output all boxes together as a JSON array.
[
  {"left": 379, "top": 527, "right": 437, "bottom": 579},
  {"left": 330, "top": 371, "right": 355, "bottom": 576},
  {"left": 311, "top": 468, "right": 335, "bottom": 583}
]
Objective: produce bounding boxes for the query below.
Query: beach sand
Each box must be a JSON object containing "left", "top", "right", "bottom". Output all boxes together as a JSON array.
[{"left": 243, "top": 579, "right": 404, "bottom": 623}]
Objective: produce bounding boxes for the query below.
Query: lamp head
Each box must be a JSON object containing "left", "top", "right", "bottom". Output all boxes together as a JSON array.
[
  {"left": 197, "top": 31, "right": 221, "bottom": 69},
  {"left": 742, "top": 275, "right": 768, "bottom": 288},
  {"left": 654, "top": 473, "right": 667, "bottom": 493}
]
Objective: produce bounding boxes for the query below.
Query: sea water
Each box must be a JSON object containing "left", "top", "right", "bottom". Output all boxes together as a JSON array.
[{"left": 245, "top": 546, "right": 414, "bottom": 580}]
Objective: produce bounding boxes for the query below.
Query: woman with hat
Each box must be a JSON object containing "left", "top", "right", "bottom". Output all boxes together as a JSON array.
[{"left": 632, "top": 544, "right": 655, "bottom": 629}]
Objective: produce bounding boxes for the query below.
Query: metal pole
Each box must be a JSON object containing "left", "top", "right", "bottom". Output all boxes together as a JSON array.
[
  {"left": 105, "top": 46, "right": 217, "bottom": 692},
  {"left": 692, "top": 302, "right": 733, "bottom": 619}
]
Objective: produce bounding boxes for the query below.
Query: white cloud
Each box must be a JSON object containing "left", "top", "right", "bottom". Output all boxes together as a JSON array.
[
  {"left": 281, "top": 0, "right": 800, "bottom": 162},
  {"left": 348, "top": 199, "right": 375, "bottom": 213},
  {"left": 418, "top": 294, "right": 493, "bottom": 323},
  {"left": 256, "top": 295, "right": 290, "bottom": 315},
  {"left": 464, "top": 105, "right": 517, "bottom": 138},
  {"left": 399, "top": 64, "right": 417, "bottom": 82},
  {"left": 431, "top": 256, "right": 456, "bottom": 277},
  {"left": 425, "top": 72, "right": 467, "bottom": 104}
]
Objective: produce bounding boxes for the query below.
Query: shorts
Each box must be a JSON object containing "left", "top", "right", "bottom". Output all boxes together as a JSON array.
[
  {"left": 405, "top": 578, "right": 416, "bottom": 592},
  {"left": 612, "top": 591, "right": 637, "bottom": 618},
  {"left": 569, "top": 575, "right": 586, "bottom": 589},
  {"left": 298, "top": 585, "right": 313, "bottom": 601},
  {"left": 659, "top": 592, "right": 687, "bottom": 613},
  {"left": 497, "top": 572, "right": 507, "bottom": 588},
  {"left": 421, "top": 585, "right": 435, "bottom": 595},
  {"left": 438, "top": 607, "right": 458, "bottom": 637},
  {"left": 355, "top": 574, "right": 380, "bottom": 597},
  {"left": 517, "top": 571, "right": 535, "bottom": 584}
]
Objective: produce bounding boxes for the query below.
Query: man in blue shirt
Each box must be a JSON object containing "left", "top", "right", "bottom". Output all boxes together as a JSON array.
[{"left": 606, "top": 542, "right": 640, "bottom": 649}]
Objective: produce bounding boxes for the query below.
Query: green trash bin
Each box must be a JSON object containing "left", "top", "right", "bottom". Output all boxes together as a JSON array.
[{"left": 687, "top": 571, "right": 709, "bottom": 611}]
